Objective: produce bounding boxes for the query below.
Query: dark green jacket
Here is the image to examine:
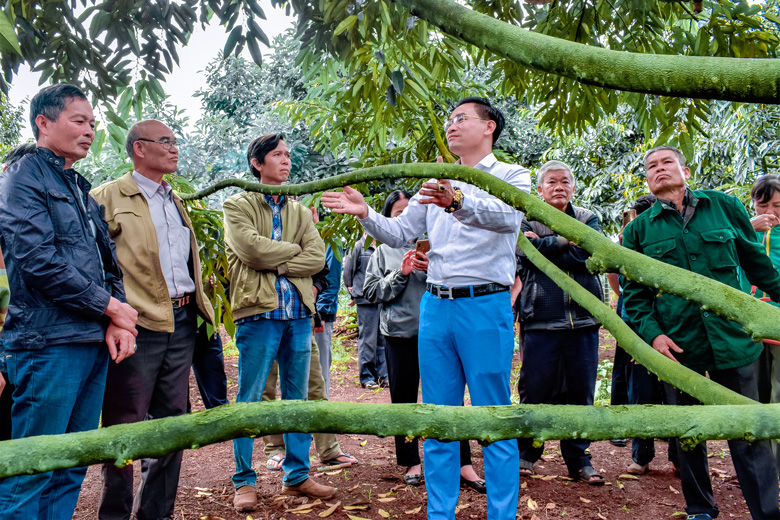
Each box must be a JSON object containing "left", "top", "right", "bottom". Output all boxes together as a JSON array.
[{"left": 623, "top": 189, "right": 780, "bottom": 372}]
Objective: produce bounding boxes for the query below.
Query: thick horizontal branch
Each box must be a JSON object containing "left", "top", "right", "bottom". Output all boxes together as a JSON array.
[
  {"left": 516, "top": 233, "right": 753, "bottom": 406},
  {"left": 396, "top": 0, "right": 780, "bottom": 103},
  {"left": 180, "top": 163, "right": 780, "bottom": 343},
  {"left": 2, "top": 400, "right": 780, "bottom": 478}
]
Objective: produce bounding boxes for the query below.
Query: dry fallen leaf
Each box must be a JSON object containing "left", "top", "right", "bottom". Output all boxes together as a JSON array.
[
  {"left": 347, "top": 516, "right": 371, "bottom": 520},
  {"left": 378, "top": 492, "right": 393, "bottom": 498},
  {"left": 597, "top": 514, "right": 607, "bottom": 520},
  {"left": 199, "top": 516, "right": 225, "bottom": 520},
  {"left": 319, "top": 501, "right": 341, "bottom": 518},
  {"left": 326, "top": 470, "right": 342, "bottom": 476},
  {"left": 454, "top": 504, "right": 471, "bottom": 513},
  {"left": 287, "top": 501, "right": 321, "bottom": 512},
  {"left": 378, "top": 497, "right": 396, "bottom": 502},
  {"left": 405, "top": 506, "right": 422, "bottom": 514},
  {"left": 378, "top": 509, "right": 390, "bottom": 518},
  {"left": 669, "top": 485, "right": 680, "bottom": 494},
  {"left": 579, "top": 497, "right": 592, "bottom": 504},
  {"left": 194, "top": 487, "right": 212, "bottom": 491},
  {"left": 618, "top": 474, "right": 639, "bottom": 480},
  {"left": 531, "top": 514, "right": 541, "bottom": 520},
  {"left": 545, "top": 502, "right": 556, "bottom": 510},
  {"left": 520, "top": 482, "right": 527, "bottom": 489},
  {"left": 347, "top": 485, "right": 360, "bottom": 491},
  {"left": 344, "top": 505, "right": 368, "bottom": 511},
  {"left": 288, "top": 510, "right": 312, "bottom": 515},
  {"left": 541, "top": 475, "right": 556, "bottom": 481},
  {"left": 527, "top": 498, "right": 538, "bottom": 510}
]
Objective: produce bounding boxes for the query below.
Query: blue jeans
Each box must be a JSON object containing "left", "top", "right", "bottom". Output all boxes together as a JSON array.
[
  {"left": 0, "top": 343, "right": 108, "bottom": 520},
  {"left": 419, "top": 291, "right": 518, "bottom": 520},
  {"left": 232, "top": 318, "right": 312, "bottom": 488},
  {"left": 516, "top": 326, "right": 599, "bottom": 474}
]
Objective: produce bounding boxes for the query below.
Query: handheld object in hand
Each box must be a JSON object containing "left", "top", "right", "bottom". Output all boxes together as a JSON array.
[{"left": 415, "top": 239, "right": 431, "bottom": 255}]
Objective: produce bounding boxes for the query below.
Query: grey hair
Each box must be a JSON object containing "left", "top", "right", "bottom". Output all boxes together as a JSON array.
[
  {"left": 125, "top": 122, "right": 142, "bottom": 158},
  {"left": 643, "top": 145, "right": 687, "bottom": 168},
  {"left": 537, "top": 160, "right": 574, "bottom": 185}
]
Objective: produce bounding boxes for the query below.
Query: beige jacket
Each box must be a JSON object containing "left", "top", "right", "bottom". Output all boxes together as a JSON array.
[
  {"left": 223, "top": 192, "right": 325, "bottom": 321},
  {"left": 91, "top": 172, "right": 215, "bottom": 332}
]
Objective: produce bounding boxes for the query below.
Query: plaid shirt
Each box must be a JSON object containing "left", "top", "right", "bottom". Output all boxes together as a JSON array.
[{"left": 236, "top": 195, "right": 310, "bottom": 324}]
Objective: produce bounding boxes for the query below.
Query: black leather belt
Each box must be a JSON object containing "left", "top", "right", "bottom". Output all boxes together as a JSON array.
[
  {"left": 426, "top": 283, "right": 509, "bottom": 300},
  {"left": 171, "top": 294, "right": 194, "bottom": 308}
]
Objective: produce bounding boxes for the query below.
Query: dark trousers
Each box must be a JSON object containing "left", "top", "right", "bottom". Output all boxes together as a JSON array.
[
  {"left": 0, "top": 377, "right": 12, "bottom": 441},
  {"left": 99, "top": 305, "right": 197, "bottom": 520},
  {"left": 665, "top": 358, "right": 780, "bottom": 520},
  {"left": 516, "top": 326, "right": 599, "bottom": 474},
  {"left": 191, "top": 324, "right": 228, "bottom": 409},
  {"left": 611, "top": 346, "right": 631, "bottom": 407},
  {"left": 384, "top": 335, "right": 473, "bottom": 468},
  {"left": 356, "top": 304, "right": 387, "bottom": 384}
]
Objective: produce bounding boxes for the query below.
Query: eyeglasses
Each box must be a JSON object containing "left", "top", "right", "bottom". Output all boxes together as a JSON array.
[
  {"left": 137, "top": 138, "right": 179, "bottom": 150},
  {"left": 443, "top": 113, "right": 489, "bottom": 132}
]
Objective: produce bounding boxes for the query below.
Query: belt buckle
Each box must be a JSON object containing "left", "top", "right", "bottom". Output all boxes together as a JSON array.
[{"left": 437, "top": 286, "right": 453, "bottom": 300}]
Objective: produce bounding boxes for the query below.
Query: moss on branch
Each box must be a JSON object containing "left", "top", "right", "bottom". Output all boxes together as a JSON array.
[
  {"left": 395, "top": 0, "right": 780, "bottom": 103},
  {"left": 181, "top": 163, "right": 780, "bottom": 343},
  {"left": 3, "top": 400, "right": 780, "bottom": 478}
]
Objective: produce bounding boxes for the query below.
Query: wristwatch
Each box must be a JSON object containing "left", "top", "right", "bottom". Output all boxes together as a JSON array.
[{"left": 444, "top": 188, "right": 463, "bottom": 213}]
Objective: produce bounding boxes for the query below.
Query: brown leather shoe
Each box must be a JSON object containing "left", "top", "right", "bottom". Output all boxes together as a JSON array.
[
  {"left": 234, "top": 485, "right": 257, "bottom": 511},
  {"left": 281, "top": 477, "right": 336, "bottom": 499}
]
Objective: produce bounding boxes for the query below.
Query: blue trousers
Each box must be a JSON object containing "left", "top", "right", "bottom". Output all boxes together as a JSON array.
[
  {"left": 516, "top": 326, "right": 599, "bottom": 474},
  {"left": 232, "top": 318, "right": 312, "bottom": 488},
  {"left": 419, "top": 291, "right": 518, "bottom": 520},
  {"left": 0, "top": 344, "right": 108, "bottom": 520}
]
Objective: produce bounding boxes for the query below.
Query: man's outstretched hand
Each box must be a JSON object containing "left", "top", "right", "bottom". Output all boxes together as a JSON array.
[{"left": 322, "top": 187, "right": 370, "bottom": 219}]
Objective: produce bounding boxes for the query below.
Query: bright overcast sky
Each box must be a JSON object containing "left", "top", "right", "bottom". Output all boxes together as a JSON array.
[{"left": 8, "top": 1, "right": 295, "bottom": 139}]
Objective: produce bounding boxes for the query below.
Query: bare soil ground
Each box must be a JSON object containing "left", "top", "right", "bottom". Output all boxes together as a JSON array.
[{"left": 73, "top": 324, "right": 754, "bottom": 520}]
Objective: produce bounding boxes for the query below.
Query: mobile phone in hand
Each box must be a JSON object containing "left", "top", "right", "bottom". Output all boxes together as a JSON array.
[{"left": 415, "top": 239, "right": 431, "bottom": 255}]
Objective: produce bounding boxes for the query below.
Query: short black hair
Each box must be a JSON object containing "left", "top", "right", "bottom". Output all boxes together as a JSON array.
[
  {"left": 4, "top": 143, "right": 37, "bottom": 167},
  {"left": 633, "top": 194, "right": 657, "bottom": 215},
  {"left": 751, "top": 174, "right": 780, "bottom": 204},
  {"left": 382, "top": 190, "right": 413, "bottom": 218},
  {"left": 453, "top": 97, "right": 505, "bottom": 145},
  {"left": 29, "top": 84, "right": 88, "bottom": 140},
  {"left": 247, "top": 133, "right": 285, "bottom": 181}
]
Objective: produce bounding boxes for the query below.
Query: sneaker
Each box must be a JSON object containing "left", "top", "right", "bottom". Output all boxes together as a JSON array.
[
  {"left": 233, "top": 485, "right": 257, "bottom": 511},
  {"left": 282, "top": 477, "right": 336, "bottom": 499},
  {"left": 685, "top": 515, "right": 713, "bottom": 520},
  {"left": 361, "top": 380, "right": 380, "bottom": 389}
]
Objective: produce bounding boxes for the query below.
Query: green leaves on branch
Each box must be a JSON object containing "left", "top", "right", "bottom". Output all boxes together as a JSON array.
[{"left": 3, "top": 400, "right": 780, "bottom": 478}]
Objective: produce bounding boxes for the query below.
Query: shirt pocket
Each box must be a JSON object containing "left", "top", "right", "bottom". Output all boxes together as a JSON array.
[
  {"left": 643, "top": 237, "right": 680, "bottom": 265},
  {"left": 47, "top": 189, "right": 82, "bottom": 240},
  {"left": 700, "top": 228, "right": 739, "bottom": 271},
  {"left": 108, "top": 207, "right": 142, "bottom": 238}
]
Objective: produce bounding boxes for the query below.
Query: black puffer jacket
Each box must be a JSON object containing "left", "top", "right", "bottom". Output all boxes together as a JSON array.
[{"left": 518, "top": 202, "right": 603, "bottom": 330}]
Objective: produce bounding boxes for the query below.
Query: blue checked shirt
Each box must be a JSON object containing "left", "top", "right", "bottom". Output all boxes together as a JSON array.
[{"left": 236, "top": 195, "right": 310, "bottom": 324}]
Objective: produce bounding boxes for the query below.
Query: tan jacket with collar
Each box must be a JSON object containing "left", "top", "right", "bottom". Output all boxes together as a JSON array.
[
  {"left": 91, "top": 172, "right": 215, "bottom": 332},
  {"left": 223, "top": 191, "right": 325, "bottom": 321}
]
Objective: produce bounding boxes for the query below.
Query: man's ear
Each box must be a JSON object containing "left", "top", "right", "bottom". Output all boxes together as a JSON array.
[
  {"left": 537, "top": 184, "right": 543, "bottom": 195},
  {"left": 683, "top": 166, "right": 692, "bottom": 180},
  {"left": 484, "top": 120, "right": 496, "bottom": 138},
  {"left": 133, "top": 141, "right": 145, "bottom": 159},
  {"left": 251, "top": 158, "right": 263, "bottom": 176},
  {"left": 35, "top": 114, "right": 51, "bottom": 140}
]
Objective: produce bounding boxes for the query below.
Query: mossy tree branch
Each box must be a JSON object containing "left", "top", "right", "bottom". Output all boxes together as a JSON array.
[
  {"left": 180, "top": 163, "right": 780, "bottom": 343},
  {"left": 516, "top": 234, "right": 754, "bottom": 406},
  {"left": 3, "top": 400, "right": 780, "bottom": 478},
  {"left": 395, "top": 0, "right": 780, "bottom": 104}
]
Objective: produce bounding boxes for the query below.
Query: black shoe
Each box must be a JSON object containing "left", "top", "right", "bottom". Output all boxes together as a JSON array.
[
  {"left": 610, "top": 439, "right": 627, "bottom": 447},
  {"left": 460, "top": 476, "right": 486, "bottom": 494},
  {"left": 378, "top": 378, "right": 389, "bottom": 388}
]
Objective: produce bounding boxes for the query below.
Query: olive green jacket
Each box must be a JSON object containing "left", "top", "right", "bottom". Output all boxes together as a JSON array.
[
  {"left": 623, "top": 189, "right": 780, "bottom": 372},
  {"left": 91, "top": 172, "right": 215, "bottom": 332},
  {"left": 223, "top": 192, "right": 325, "bottom": 321}
]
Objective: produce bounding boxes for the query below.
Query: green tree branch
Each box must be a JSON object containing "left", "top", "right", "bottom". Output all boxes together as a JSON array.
[
  {"left": 3, "top": 400, "right": 780, "bottom": 478},
  {"left": 180, "top": 163, "right": 780, "bottom": 343},
  {"left": 393, "top": 0, "right": 780, "bottom": 104}
]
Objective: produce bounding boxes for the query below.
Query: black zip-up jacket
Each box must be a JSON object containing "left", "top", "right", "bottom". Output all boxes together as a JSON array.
[
  {"left": 0, "top": 148, "right": 126, "bottom": 350},
  {"left": 518, "top": 202, "right": 602, "bottom": 330}
]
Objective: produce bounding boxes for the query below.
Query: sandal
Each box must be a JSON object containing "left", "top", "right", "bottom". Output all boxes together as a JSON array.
[
  {"left": 460, "top": 476, "right": 487, "bottom": 494},
  {"left": 402, "top": 467, "right": 422, "bottom": 486},
  {"left": 266, "top": 453, "right": 285, "bottom": 471},
  {"left": 572, "top": 465, "right": 605, "bottom": 486},
  {"left": 519, "top": 459, "right": 535, "bottom": 477},
  {"left": 321, "top": 452, "right": 358, "bottom": 467},
  {"left": 627, "top": 462, "right": 649, "bottom": 475}
]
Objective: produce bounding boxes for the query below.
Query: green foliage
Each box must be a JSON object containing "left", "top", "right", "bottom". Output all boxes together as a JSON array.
[{"left": 0, "top": 92, "right": 23, "bottom": 160}]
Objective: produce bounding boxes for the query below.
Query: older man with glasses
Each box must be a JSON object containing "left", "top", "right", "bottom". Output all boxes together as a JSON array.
[
  {"left": 323, "top": 97, "right": 531, "bottom": 520},
  {"left": 92, "top": 120, "right": 215, "bottom": 520}
]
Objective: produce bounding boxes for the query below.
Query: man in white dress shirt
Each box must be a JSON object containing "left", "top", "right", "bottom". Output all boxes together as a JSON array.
[
  {"left": 322, "top": 97, "right": 530, "bottom": 520},
  {"left": 92, "top": 120, "right": 215, "bottom": 520}
]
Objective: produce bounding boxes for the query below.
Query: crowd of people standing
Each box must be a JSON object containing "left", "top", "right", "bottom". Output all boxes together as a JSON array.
[{"left": 0, "top": 84, "right": 779, "bottom": 520}]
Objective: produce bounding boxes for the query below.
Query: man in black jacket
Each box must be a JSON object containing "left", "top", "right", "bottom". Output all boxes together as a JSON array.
[
  {"left": 516, "top": 160, "right": 604, "bottom": 485},
  {"left": 0, "top": 84, "right": 137, "bottom": 519}
]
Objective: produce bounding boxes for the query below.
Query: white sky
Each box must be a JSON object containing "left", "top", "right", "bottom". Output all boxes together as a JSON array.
[{"left": 8, "top": 1, "right": 295, "bottom": 140}]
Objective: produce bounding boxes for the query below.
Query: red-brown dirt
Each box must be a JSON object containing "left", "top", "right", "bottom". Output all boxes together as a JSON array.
[{"left": 73, "top": 325, "right": 754, "bottom": 519}]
